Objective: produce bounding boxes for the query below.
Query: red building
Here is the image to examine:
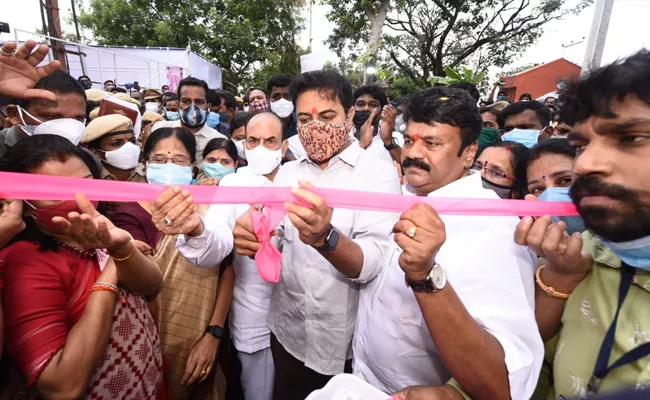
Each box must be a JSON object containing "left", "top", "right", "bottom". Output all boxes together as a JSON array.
[{"left": 502, "top": 58, "right": 581, "bottom": 101}]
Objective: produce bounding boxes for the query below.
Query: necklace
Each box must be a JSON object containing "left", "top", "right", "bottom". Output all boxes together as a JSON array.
[{"left": 53, "top": 239, "right": 97, "bottom": 259}]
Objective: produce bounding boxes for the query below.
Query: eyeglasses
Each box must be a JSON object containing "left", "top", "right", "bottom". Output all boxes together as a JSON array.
[
  {"left": 148, "top": 154, "right": 192, "bottom": 166},
  {"left": 472, "top": 161, "right": 516, "bottom": 183}
]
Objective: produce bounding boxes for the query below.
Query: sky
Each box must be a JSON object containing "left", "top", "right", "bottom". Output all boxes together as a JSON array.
[{"left": 2, "top": 0, "right": 649, "bottom": 82}]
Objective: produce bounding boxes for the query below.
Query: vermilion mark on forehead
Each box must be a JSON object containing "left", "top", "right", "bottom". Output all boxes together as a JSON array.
[{"left": 413, "top": 134, "right": 420, "bottom": 142}]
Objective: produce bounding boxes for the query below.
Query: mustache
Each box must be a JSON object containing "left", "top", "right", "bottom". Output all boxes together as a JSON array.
[
  {"left": 402, "top": 157, "right": 431, "bottom": 172},
  {"left": 570, "top": 175, "right": 639, "bottom": 205}
]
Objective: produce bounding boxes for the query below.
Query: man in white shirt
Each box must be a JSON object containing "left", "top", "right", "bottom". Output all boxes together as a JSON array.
[
  {"left": 153, "top": 112, "right": 288, "bottom": 400},
  {"left": 353, "top": 87, "right": 543, "bottom": 400},
  {"left": 151, "top": 77, "right": 224, "bottom": 164},
  {"left": 233, "top": 70, "right": 401, "bottom": 400}
]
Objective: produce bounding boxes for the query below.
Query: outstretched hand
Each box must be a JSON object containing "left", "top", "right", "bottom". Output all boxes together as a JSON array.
[{"left": 0, "top": 41, "right": 61, "bottom": 101}]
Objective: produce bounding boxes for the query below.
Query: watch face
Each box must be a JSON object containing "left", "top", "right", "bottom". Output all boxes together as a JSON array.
[{"left": 431, "top": 265, "right": 446, "bottom": 289}]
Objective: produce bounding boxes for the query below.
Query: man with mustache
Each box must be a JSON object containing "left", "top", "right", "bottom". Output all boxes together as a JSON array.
[
  {"left": 354, "top": 86, "right": 543, "bottom": 400},
  {"left": 515, "top": 50, "right": 650, "bottom": 398}
]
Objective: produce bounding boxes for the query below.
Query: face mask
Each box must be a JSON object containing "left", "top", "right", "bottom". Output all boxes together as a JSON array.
[
  {"left": 17, "top": 106, "right": 42, "bottom": 135},
  {"left": 299, "top": 119, "right": 350, "bottom": 163},
  {"left": 206, "top": 111, "right": 220, "bottom": 129},
  {"left": 33, "top": 118, "right": 87, "bottom": 145},
  {"left": 24, "top": 200, "right": 99, "bottom": 234},
  {"left": 202, "top": 161, "right": 235, "bottom": 181},
  {"left": 164, "top": 108, "right": 180, "bottom": 121},
  {"left": 395, "top": 115, "right": 406, "bottom": 133},
  {"left": 538, "top": 187, "right": 586, "bottom": 235},
  {"left": 145, "top": 102, "right": 160, "bottom": 113},
  {"left": 80, "top": 81, "right": 92, "bottom": 90},
  {"left": 146, "top": 163, "right": 193, "bottom": 185},
  {"left": 501, "top": 128, "right": 541, "bottom": 148},
  {"left": 103, "top": 141, "right": 141, "bottom": 170},
  {"left": 219, "top": 112, "right": 228, "bottom": 123},
  {"left": 180, "top": 105, "right": 207, "bottom": 128},
  {"left": 270, "top": 99, "right": 294, "bottom": 118},
  {"left": 246, "top": 145, "right": 283, "bottom": 175},
  {"left": 478, "top": 127, "right": 500, "bottom": 149},
  {"left": 250, "top": 99, "right": 269, "bottom": 112},
  {"left": 497, "top": 95, "right": 507, "bottom": 101},
  {"left": 233, "top": 139, "right": 247, "bottom": 160},
  {"left": 244, "top": 105, "right": 250, "bottom": 112},
  {"left": 481, "top": 176, "right": 512, "bottom": 199},
  {"left": 602, "top": 237, "right": 650, "bottom": 271},
  {"left": 352, "top": 110, "right": 373, "bottom": 130}
]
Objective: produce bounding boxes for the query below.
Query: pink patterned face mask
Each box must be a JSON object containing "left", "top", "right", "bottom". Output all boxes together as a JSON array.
[
  {"left": 250, "top": 99, "right": 269, "bottom": 112},
  {"left": 298, "top": 119, "right": 351, "bottom": 163}
]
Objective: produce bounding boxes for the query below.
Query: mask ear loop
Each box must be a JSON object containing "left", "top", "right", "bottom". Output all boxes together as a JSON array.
[{"left": 17, "top": 106, "right": 44, "bottom": 127}]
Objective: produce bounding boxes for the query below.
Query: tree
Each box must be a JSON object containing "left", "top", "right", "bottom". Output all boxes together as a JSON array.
[
  {"left": 78, "top": 0, "right": 306, "bottom": 91},
  {"left": 323, "top": 0, "right": 592, "bottom": 88}
]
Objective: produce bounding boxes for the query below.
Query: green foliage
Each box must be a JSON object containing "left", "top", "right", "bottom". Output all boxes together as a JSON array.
[
  {"left": 444, "top": 66, "right": 485, "bottom": 85},
  {"left": 78, "top": 0, "right": 305, "bottom": 92}
]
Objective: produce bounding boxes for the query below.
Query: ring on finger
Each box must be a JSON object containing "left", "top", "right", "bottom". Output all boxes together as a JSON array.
[
  {"left": 200, "top": 369, "right": 207, "bottom": 376},
  {"left": 406, "top": 225, "right": 418, "bottom": 238},
  {"left": 0, "top": 48, "right": 12, "bottom": 57},
  {"left": 13, "top": 51, "right": 24, "bottom": 59},
  {"left": 164, "top": 215, "right": 173, "bottom": 226}
]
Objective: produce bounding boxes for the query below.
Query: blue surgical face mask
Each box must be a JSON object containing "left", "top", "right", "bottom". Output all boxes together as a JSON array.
[
  {"left": 602, "top": 237, "right": 650, "bottom": 271},
  {"left": 180, "top": 105, "right": 207, "bottom": 128},
  {"left": 219, "top": 112, "right": 228, "bottom": 123},
  {"left": 146, "top": 163, "right": 193, "bottom": 185},
  {"left": 202, "top": 161, "right": 235, "bottom": 181},
  {"left": 164, "top": 108, "right": 180, "bottom": 121},
  {"left": 538, "top": 187, "right": 585, "bottom": 235},
  {"left": 206, "top": 111, "right": 220, "bottom": 129},
  {"left": 501, "top": 128, "right": 541, "bottom": 148}
]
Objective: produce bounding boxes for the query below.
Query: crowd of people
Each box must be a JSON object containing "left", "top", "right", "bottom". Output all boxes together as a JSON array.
[{"left": 0, "top": 38, "right": 649, "bottom": 400}]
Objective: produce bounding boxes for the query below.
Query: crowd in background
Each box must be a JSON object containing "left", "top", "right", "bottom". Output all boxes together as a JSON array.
[{"left": 0, "top": 39, "right": 650, "bottom": 400}]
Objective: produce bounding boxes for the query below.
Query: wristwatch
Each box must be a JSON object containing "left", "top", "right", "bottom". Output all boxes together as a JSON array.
[
  {"left": 312, "top": 224, "right": 340, "bottom": 251},
  {"left": 405, "top": 264, "right": 447, "bottom": 293},
  {"left": 206, "top": 325, "right": 224, "bottom": 340},
  {"left": 384, "top": 137, "right": 400, "bottom": 150}
]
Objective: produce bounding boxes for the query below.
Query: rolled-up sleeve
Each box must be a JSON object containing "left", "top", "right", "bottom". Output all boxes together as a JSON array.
[
  {"left": 176, "top": 203, "right": 236, "bottom": 269},
  {"left": 350, "top": 162, "right": 401, "bottom": 283}
]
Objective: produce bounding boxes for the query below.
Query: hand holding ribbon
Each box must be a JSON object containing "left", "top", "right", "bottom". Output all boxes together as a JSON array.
[{"left": 250, "top": 207, "right": 286, "bottom": 283}]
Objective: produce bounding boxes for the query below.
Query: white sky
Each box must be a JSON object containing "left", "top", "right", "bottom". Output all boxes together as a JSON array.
[{"left": 2, "top": 0, "right": 648, "bottom": 79}]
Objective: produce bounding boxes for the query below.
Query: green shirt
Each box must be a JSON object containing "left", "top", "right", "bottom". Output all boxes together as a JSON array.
[{"left": 537, "top": 231, "right": 650, "bottom": 399}]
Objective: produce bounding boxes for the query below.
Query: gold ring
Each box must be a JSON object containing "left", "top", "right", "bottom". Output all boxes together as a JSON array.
[
  {"left": 406, "top": 225, "right": 417, "bottom": 238},
  {"left": 13, "top": 51, "right": 23, "bottom": 59},
  {"left": 200, "top": 369, "right": 207, "bottom": 376}
]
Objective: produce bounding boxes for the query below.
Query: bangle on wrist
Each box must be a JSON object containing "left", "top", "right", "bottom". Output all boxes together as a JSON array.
[
  {"left": 90, "top": 282, "right": 125, "bottom": 303},
  {"left": 111, "top": 231, "right": 135, "bottom": 262},
  {"left": 536, "top": 265, "right": 570, "bottom": 299}
]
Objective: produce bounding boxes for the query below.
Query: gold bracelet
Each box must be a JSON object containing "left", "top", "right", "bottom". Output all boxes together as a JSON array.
[
  {"left": 111, "top": 231, "right": 135, "bottom": 262},
  {"left": 535, "top": 265, "right": 570, "bottom": 299}
]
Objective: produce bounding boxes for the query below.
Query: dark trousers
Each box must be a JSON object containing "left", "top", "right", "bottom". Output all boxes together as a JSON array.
[{"left": 270, "top": 333, "right": 352, "bottom": 400}]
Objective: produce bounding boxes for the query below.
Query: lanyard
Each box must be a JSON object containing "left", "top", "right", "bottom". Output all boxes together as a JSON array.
[{"left": 587, "top": 263, "right": 650, "bottom": 395}]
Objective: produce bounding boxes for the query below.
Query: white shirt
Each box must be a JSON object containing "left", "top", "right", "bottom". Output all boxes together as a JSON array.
[
  {"left": 269, "top": 144, "right": 401, "bottom": 375},
  {"left": 353, "top": 172, "right": 543, "bottom": 399},
  {"left": 152, "top": 120, "right": 225, "bottom": 164},
  {"left": 176, "top": 167, "right": 275, "bottom": 354}
]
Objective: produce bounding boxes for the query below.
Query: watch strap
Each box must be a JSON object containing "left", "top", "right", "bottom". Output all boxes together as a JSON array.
[
  {"left": 206, "top": 325, "right": 224, "bottom": 340},
  {"left": 384, "top": 137, "right": 399, "bottom": 150}
]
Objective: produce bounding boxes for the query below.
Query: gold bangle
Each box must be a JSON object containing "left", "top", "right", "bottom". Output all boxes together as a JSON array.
[
  {"left": 111, "top": 231, "right": 135, "bottom": 262},
  {"left": 535, "top": 265, "right": 570, "bottom": 299}
]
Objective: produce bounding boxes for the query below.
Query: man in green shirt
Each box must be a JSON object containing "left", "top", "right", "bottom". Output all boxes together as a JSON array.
[{"left": 516, "top": 49, "right": 650, "bottom": 399}]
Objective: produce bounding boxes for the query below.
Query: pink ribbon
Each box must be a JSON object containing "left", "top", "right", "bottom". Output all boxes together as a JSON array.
[{"left": 250, "top": 207, "right": 285, "bottom": 283}]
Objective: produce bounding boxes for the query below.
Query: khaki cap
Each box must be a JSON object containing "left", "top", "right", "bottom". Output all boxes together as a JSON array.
[{"left": 82, "top": 114, "right": 134, "bottom": 144}]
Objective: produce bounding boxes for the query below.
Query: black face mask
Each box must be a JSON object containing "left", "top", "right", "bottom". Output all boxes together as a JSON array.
[
  {"left": 353, "top": 110, "right": 380, "bottom": 130},
  {"left": 80, "top": 81, "right": 92, "bottom": 90},
  {"left": 481, "top": 176, "right": 513, "bottom": 199}
]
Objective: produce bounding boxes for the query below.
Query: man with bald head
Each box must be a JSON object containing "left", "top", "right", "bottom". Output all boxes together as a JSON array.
[{"left": 170, "top": 111, "right": 287, "bottom": 400}]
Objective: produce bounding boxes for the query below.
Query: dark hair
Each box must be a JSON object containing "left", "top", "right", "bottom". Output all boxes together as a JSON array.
[
  {"left": 78, "top": 75, "right": 90, "bottom": 81},
  {"left": 214, "top": 89, "right": 237, "bottom": 110},
  {"left": 144, "top": 127, "right": 197, "bottom": 163},
  {"left": 525, "top": 138, "right": 576, "bottom": 170},
  {"left": 0, "top": 135, "right": 104, "bottom": 252},
  {"left": 499, "top": 101, "right": 552, "bottom": 128},
  {"left": 267, "top": 74, "right": 294, "bottom": 94},
  {"left": 231, "top": 112, "right": 252, "bottom": 132},
  {"left": 353, "top": 85, "right": 388, "bottom": 108},
  {"left": 164, "top": 94, "right": 179, "bottom": 106},
  {"left": 246, "top": 111, "right": 286, "bottom": 140},
  {"left": 290, "top": 70, "right": 353, "bottom": 111},
  {"left": 104, "top": 79, "right": 114, "bottom": 85},
  {"left": 20, "top": 70, "right": 87, "bottom": 109},
  {"left": 545, "top": 96, "right": 557, "bottom": 102},
  {"left": 404, "top": 86, "right": 482, "bottom": 156},
  {"left": 177, "top": 77, "right": 209, "bottom": 103},
  {"left": 202, "top": 138, "right": 238, "bottom": 165},
  {"left": 476, "top": 140, "right": 529, "bottom": 197},
  {"left": 560, "top": 50, "right": 650, "bottom": 125},
  {"left": 207, "top": 89, "right": 221, "bottom": 108},
  {"left": 519, "top": 93, "right": 532, "bottom": 101},
  {"left": 449, "top": 82, "right": 480, "bottom": 102},
  {"left": 479, "top": 106, "right": 501, "bottom": 128},
  {"left": 244, "top": 87, "right": 266, "bottom": 104}
]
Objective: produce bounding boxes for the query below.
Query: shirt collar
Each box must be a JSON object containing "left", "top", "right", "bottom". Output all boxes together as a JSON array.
[{"left": 402, "top": 171, "right": 493, "bottom": 199}]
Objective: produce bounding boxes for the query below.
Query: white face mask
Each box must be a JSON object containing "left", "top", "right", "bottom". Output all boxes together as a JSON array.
[
  {"left": 270, "top": 98, "right": 294, "bottom": 118},
  {"left": 243, "top": 105, "right": 250, "bottom": 112},
  {"left": 34, "top": 118, "right": 87, "bottom": 145},
  {"left": 103, "top": 141, "right": 141, "bottom": 170},
  {"left": 145, "top": 102, "right": 160, "bottom": 113},
  {"left": 233, "top": 139, "right": 247, "bottom": 160},
  {"left": 245, "top": 144, "right": 282, "bottom": 175}
]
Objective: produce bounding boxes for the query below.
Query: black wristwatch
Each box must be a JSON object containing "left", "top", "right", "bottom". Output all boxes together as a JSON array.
[
  {"left": 384, "top": 137, "right": 400, "bottom": 150},
  {"left": 312, "top": 224, "right": 340, "bottom": 251},
  {"left": 206, "top": 325, "right": 224, "bottom": 340}
]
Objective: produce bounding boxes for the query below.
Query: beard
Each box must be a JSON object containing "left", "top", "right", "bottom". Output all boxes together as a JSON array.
[{"left": 570, "top": 175, "right": 650, "bottom": 242}]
